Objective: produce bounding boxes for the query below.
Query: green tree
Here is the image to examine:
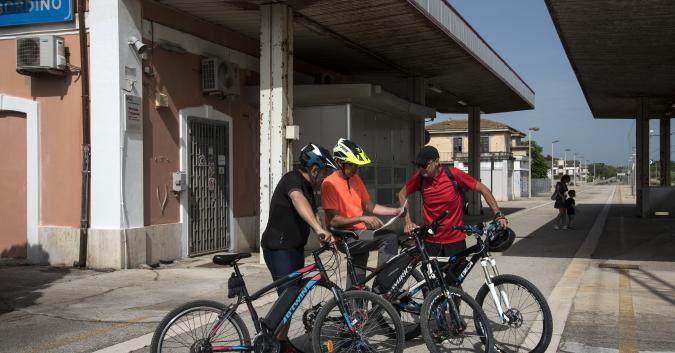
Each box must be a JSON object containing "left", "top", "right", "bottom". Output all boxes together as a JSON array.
[
  {"left": 589, "top": 163, "right": 618, "bottom": 180},
  {"left": 525, "top": 140, "right": 549, "bottom": 178}
]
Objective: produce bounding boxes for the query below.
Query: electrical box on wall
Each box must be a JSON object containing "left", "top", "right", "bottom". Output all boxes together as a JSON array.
[
  {"left": 172, "top": 171, "right": 186, "bottom": 192},
  {"left": 285, "top": 125, "right": 300, "bottom": 140},
  {"left": 16, "top": 35, "right": 67, "bottom": 76}
]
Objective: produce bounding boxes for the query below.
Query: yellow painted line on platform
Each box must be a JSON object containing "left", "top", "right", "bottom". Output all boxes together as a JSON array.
[
  {"left": 618, "top": 269, "right": 639, "bottom": 353},
  {"left": 544, "top": 186, "right": 616, "bottom": 353},
  {"left": 19, "top": 315, "right": 148, "bottom": 353}
]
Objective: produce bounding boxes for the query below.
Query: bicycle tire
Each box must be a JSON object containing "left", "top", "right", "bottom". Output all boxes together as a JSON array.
[
  {"left": 475, "top": 274, "right": 553, "bottom": 353},
  {"left": 287, "top": 281, "right": 335, "bottom": 351},
  {"left": 150, "top": 300, "right": 250, "bottom": 353},
  {"left": 312, "top": 290, "right": 405, "bottom": 353},
  {"left": 420, "top": 287, "right": 494, "bottom": 353},
  {"left": 398, "top": 268, "right": 428, "bottom": 340}
]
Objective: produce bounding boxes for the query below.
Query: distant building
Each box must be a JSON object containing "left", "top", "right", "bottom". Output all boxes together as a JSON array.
[{"left": 426, "top": 119, "right": 530, "bottom": 200}]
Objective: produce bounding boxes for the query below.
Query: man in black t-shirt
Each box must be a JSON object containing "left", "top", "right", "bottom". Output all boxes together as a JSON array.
[{"left": 260, "top": 143, "right": 337, "bottom": 353}]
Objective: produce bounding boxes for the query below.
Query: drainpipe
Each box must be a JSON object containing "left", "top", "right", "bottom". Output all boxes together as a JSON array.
[{"left": 77, "top": 0, "right": 91, "bottom": 267}]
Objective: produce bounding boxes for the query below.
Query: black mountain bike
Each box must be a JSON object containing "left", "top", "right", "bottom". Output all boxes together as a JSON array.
[
  {"left": 150, "top": 244, "right": 405, "bottom": 353},
  {"left": 433, "top": 221, "right": 553, "bottom": 353},
  {"left": 331, "top": 211, "right": 495, "bottom": 353}
]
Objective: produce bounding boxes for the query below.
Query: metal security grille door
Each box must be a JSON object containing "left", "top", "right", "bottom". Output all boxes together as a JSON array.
[{"left": 188, "top": 118, "right": 230, "bottom": 256}]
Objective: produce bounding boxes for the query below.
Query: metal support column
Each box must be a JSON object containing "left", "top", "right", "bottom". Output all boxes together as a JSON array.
[
  {"left": 467, "top": 106, "right": 481, "bottom": 215},
  {"left": 660, "top": 117, "right": 671, "bottom": 186},
  {"left": 635, "top": 98, "right": 650, "bottom": 217},
  {"left": 259, "top": 3, "right": 293, "bottom": 261}
]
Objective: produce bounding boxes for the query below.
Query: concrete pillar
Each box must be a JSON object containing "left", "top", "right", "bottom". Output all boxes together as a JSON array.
[
  {"left": 408, "top": 77, "right": 426, "bottom": 106},
  {"left": 259, "top": 3, "right": 293, "bottom": 261},
  {"left": 467, "top": 106, "right": 481, "bottom": 215},
  {"left": 660, "top": 117, "right": 671, "bottom": 186},
  {"left": 88, "top": 0, "right": 145, "bottom": 268},
  {"left": 635, "top": 98, "right": 650, "bottom": 217}
]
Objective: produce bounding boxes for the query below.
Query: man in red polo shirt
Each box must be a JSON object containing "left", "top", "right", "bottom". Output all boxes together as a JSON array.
[{"left": 398, "top": 146, "right": 508, "bottom": 256}]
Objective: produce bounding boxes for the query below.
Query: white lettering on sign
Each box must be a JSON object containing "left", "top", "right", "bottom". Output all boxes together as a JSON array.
[{"left": 0, "top": 0, "right": 63, "bottom": 12}]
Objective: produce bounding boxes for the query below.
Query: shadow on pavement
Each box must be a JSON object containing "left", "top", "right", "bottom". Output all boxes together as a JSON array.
[
  {"left": 463, "top": 206, "right": 526, "bottom": 224},
  {"left": 501, "top": 203, "right": 605, "bottom": 259},
  {"left": 0, "top": 244, "right": 66, "bottom": 315}
]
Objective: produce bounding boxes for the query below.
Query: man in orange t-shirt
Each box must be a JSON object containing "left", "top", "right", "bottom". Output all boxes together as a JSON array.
[{"left": 321, "top": 139, "right": 401, "bottom": 286}]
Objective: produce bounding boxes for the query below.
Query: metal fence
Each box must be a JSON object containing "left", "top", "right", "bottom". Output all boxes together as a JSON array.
[{"left": 532, "top": 178, "right": 552, "bottom": 195}]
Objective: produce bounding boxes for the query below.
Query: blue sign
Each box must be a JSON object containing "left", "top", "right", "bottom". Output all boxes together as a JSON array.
[{"left": 0, "top": 0, "right": 73, "bottom": 27}]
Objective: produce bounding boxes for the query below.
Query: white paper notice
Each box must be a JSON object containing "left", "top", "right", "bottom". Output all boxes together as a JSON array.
[{"left": 374, "top": 200, "right": 407, "bottom": 233}]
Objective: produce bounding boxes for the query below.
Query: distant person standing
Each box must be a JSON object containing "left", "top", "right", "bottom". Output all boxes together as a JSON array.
[
  {"left": 565, "top": 190, "right": 576, "bottom": 229},
  {"left": 553, "top": 174, "right": 570, "bottom": 229}
]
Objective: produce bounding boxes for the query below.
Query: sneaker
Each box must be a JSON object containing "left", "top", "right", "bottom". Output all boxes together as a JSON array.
[
  {"left": 561, "top": 226, "right": 568, "bottom": 230},
  {"left": 567, "top": 226, "right": 574, "bottom": 230},
  {"left": 553, "top": 225, "right": 560, "bottom": 230}
]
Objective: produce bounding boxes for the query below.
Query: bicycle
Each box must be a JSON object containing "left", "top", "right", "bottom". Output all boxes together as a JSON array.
[
  {"left": 150, "top": 244, "right": 405, "bottom": 353},
  {"left": 437, "top": 222, "right": 553, "bottom": 353},
  {"left": 331, "top": 211, "right": 495, "bottom": 353}
]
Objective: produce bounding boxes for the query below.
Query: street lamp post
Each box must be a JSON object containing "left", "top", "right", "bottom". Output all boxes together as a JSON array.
[
  {"left": 552, "top": 140, "right": 560, "bottom": 186},
  {"left": 528, "top": 127, "right": 540, "bottom": 199},
  {"left": 572, "top": 152, "right": 577, "bottom": 186},
  {"left": 564, "top": 148, "right": 570, "bottom": 177}
]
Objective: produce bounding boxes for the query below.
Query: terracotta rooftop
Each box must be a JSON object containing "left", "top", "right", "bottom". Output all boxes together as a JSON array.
[{"left": 426, "top": 118, "right": 524, "bottom": 135}]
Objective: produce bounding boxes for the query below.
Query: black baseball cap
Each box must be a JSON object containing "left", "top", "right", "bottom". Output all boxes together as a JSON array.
[{"left": 413, "top": 146, "right": 440, "bottom": 166}]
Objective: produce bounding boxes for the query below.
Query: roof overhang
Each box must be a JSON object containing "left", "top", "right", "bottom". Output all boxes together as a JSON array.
[
  {"left": 154, "top": 0, "right": 534, "bottom": 114},
  {"left": 546, "top": 0, "right": 675, "bottom": 119},
  {"left": 245, "top": 84, "right": 436, "bottom": 119}
]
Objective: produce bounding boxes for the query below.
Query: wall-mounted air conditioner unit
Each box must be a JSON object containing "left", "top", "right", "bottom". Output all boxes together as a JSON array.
[
  {"left": 201, "top": 57, "right": 240, "bottom": 96},
  {"left": 16, "top": 35, "right": 67, "bottom": 76}
]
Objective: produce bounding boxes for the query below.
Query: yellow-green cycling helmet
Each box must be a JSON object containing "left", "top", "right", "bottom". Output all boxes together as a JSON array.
[{"left": 333, "top": 138, "right": 371, "bottom": 166}]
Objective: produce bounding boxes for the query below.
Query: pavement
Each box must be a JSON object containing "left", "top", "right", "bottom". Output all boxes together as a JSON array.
[{"left": 1, "top": 184, "right": 674, "bottom": 353}]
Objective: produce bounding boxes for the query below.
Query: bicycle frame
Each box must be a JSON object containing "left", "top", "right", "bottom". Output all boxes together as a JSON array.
[
  {"left": 205, "top": 245, "right": 353, "bottom": 352},
  {"left": 432, "top": 233, "right": 514, "bottom": 323},
  {"left": 339, "top": 222, "right": 463, "bottom": 324}
]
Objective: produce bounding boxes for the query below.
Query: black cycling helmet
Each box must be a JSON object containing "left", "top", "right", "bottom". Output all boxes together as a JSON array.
[
  {"left": 299, "top": 143, "right": 338, "bottom": 170},
  {"left": 487, "top": 226, "right": 516, "bottom": 252}
]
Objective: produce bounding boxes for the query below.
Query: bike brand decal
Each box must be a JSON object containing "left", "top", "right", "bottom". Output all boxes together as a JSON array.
[
  {"left": 390, "top": 263, "right": 414, "bottom": 292},
  {"left": 459, "top": 261, "right": 474, "bottom": 281},
  {"left": 282, "top": 274, "right": 321, "bottom": 324}
]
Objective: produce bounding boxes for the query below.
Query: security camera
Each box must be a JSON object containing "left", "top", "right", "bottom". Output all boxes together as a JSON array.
[{"left": 128, "top": 36, "right": 150, "bottom": 54}]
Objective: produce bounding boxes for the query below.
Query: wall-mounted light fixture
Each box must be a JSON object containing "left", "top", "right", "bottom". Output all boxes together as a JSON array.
[{"left": 128, "top": 36, "right": 150, "bottom": 55}]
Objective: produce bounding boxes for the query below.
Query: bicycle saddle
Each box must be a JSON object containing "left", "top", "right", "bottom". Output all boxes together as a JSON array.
[
  {"left": 213, "top": 253, "right": 251, "bottom": 266},
  {"left": 330, "top": 228, "right": 359, "bottom": 240}
]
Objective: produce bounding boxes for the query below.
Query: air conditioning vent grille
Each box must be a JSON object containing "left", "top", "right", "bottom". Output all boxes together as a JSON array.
[
  {"left": 202, "top": 59, "right": 216, "bottom": 91},
  {"left": 17, "top": 38, "right": 40, "bottom": 67}
]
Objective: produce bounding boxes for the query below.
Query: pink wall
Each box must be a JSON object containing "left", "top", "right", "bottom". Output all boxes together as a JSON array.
[
  {"left": 143, "top": 46, "right": 259, "bottom": 226},
  {"left": 0, "top": 112, "right": 27, "bottom": 257},
  {"left": 0, "top": 36, "right": 83, "bottom": 229}
]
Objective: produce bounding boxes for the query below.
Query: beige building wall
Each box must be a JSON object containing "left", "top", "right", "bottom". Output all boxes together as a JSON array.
[
  {"left": 489, "top": 133, "right": 508, "bottom": 152},
  {"left": 429, "top": 131, "right": 510, "bottom": 156}
]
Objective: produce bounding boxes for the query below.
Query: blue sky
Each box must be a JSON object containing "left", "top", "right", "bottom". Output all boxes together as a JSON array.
[{"left": 435, "top": 0, "right": 644, "bottom": 166}]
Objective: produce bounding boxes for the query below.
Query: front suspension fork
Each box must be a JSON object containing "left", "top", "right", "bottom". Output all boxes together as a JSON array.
[{"left": 481, "top": 257, "right": 511, "bottom": 323}]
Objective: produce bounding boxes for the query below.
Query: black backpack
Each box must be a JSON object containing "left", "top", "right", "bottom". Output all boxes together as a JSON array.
[{"left": 419, "top": 166, "right": 468, "bottom": 214}]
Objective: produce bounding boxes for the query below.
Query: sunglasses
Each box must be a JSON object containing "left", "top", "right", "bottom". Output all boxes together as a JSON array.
[{"left": 416, "top": 161, "right": 432, "bottom": 169}]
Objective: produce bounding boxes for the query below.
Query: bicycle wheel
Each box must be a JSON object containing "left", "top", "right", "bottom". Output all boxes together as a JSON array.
[
  {"left": 312, "top": 290, "right": 405, "bottom": 353},
  {"left": 287, "top": 282, "right": 335, "bottom": 350},
  {"left": 150, "top": 300, "right": 250, "bottom": 353},
  {"left": 475, "top": 274, "right": 553, "bottom": 353},
  {"left": 396, "top": 268, "right": 428, "bottom": 340},
  {"left": 420, "top": 287, "right": 493, "bottom": 353}
]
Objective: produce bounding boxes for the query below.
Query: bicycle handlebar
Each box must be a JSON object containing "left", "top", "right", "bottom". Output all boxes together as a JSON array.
[{"left": 452, "top": 220, "right": 504, "bottom": 236}]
